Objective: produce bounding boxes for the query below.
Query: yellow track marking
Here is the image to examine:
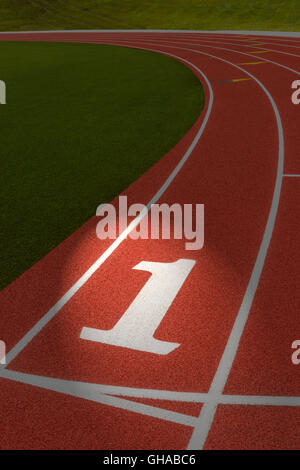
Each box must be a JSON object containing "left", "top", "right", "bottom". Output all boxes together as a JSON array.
[
  {"left": 231, "top": 78, "right": 252, "bottom": 83},
  {"left": 237, "top": 61, "right": 265, "bottom": 65},
  {"left": 248, "top": 50, "right": 269, "bottom": 54}
]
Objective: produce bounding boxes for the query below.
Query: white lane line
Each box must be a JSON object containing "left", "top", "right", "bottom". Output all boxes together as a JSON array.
[
  {"left": 220, "top": 394, "right": 300, "bottom": 407},
  {"left": 76, "top": 31, "right": 300, "bottom": 54},
  {"left": 1, "top": 53, "right": 213, "bottom": 368},
  {"left": 141, "top": 35, "right": 300, "bottom": 55},
  {"left": 109, "top": 40, "right": 284, "bottom": 449},
  {"left": 0, "top": 368, "right": 207, "bottom": 403},
  {"left": 182, "top": 45, "right": 284, "bottom": 451},
  {"left": 173, "top": 37, "right": 300, "bottom": 59},
  {"left": 181, "top": 35, "right": 300, "bottom": 45},
  {"left": 121, "top": 37, "right": 300, "bottom": 75},
  {"left": 190, "top": 36, "right": 300, "bottom": 52},
  {"left": 97, "top": 34, "right": 300, "bottom": 49},
  {"left": 1, "top": 369, "right": 299, "bottom": 409},
  {"left": 0, "top": 369, "right": 196, "bottom": 427},
  {"left": 103, "top": 32, "right": 300, "bottom": 50},
  {"left": 283, "top": 174, "right": 300, "bottom": 177},
  {"left": 106, "top": 31, "right": 300, "bottom": 43}
]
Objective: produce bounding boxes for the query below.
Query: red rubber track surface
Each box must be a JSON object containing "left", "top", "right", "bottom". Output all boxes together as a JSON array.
[{"left": 0, "top": 31, "right": 299, "bottom": 450}]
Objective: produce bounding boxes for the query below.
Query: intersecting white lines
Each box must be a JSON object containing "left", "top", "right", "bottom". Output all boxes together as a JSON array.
[{"left": 0, "top": 369, "right": 299, "bottom": 429}]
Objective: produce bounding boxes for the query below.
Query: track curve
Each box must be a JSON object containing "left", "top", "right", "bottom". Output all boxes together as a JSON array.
[{"left": 0, "top": 31, "right": 299, "bottom": 450}]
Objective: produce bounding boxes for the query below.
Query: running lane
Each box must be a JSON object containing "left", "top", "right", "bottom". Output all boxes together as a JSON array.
[{"left": 0, "top": 31, "right": 299, "bottom": 450}]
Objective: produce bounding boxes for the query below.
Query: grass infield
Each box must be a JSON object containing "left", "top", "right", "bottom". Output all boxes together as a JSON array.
[{"left": 0, "top": 41, "right": 204, "bottom": 289}]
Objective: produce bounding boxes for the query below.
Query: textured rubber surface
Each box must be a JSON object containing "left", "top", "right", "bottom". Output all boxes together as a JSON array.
[{"left": 0, "top": 31, "right": 299, "bottom": 450}]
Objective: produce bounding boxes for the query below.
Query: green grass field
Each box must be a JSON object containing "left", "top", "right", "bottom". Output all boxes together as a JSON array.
[
  {"left": 0, "top": 41, "right": 204, "bottom": 289},
  {"left": 0, "top": 0, "right": 299, "bottom": 32}
]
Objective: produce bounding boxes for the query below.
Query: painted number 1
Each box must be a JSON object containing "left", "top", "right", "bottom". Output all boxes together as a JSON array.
[{"left": 80, "top": 259, "right": 195, "bottom": 355}]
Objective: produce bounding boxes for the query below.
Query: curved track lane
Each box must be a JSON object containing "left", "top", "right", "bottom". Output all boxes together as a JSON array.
[{"left": 0, "top": 31, "right": 299, "bottom": 450}]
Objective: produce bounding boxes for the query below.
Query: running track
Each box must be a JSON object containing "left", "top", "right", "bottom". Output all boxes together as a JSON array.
[{"left": 0, "top": 31, "right": 300, "bottom": 450}]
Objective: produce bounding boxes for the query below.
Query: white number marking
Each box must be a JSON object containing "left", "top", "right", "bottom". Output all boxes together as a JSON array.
[{"left": 80, "top": 259, "right": 195, "bottom": 355}]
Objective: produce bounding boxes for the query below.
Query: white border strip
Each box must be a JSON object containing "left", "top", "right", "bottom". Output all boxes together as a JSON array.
[{"left": 0, "top": 30, "right": 299, "bottom": 37}]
